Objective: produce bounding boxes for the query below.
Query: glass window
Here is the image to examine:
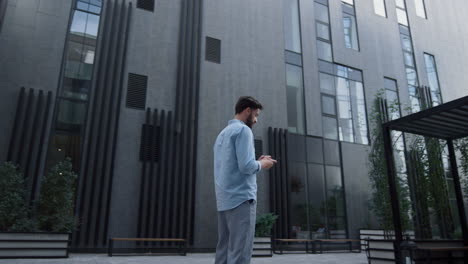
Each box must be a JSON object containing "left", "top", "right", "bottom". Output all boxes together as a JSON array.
[
  {"left": 85, "top": 13, "right": 100, "bottom": 37},
  {"left": 323, "top": 116, "right": 338, "bottom": 140},
  {"left": 288, "top": 162, "right": 308, "bottom": 238},
  {"left": 320, "top": 73, "right": 335, "bottom": 95},
  {"left": 63, "top": 77, "right": 91, "bottom": 101},
  {"left": 286, "top": 64, "right": 305, "bottom": 134},
  {"left": 342, "top": 0, "right": 354, "bottom": 5},
  {"left": 316, "top": 22, "right": 330, "bottom": 41},
  {"left": 315, "top": 2, "right": 329, "bottom": 23},
  {"left": 70, "top": 10, "right": 88, "bottom": 35},
  {"left": 414, "top": 0, "right": 427, "bottom": 19},
  {"left": 283, "top": 0, "right": 302, "bottom": 53},
  {"left": 401, "top": 35, "right": 412, "bottom": 52},
  {"left": 307, "top": 164, "right": 326, "bottom": 233},
  {"left": 342, "top": 12, "right": 359, "bottom": 50},
  {"left": 373, "top": 0, "right": 387, "bottom": 17},
  {"left": 396, "top": 8, "right": 408, "bottom": 26},
  {"left": 322, "top": 95, "right": 336, "bottom": 116},
  {"left": 325, "top": 166, "right": 345, "bottom": 219},
  {"left": 56, "top": 99, "right": 87, "bottom": 132},
  {"left": 385, "top": 89, "right": 400, "bottom": 120},
  {"left": 350, "top": 81, "right": 368, "bottom": 144},
  {"left": 384, "top": 77, "right": 397, "bottom": 91},
  {"left": 424, "top": 53, "right": 442, "bottom": 105},
  {"left": 336, "top": 77, "right": 353, "bottom": 143},
  {"left": 396, "top": 0, "right": 406, "bottom": 9},
  {"left": 403, "top": 51, "right": 414, "bottom": 67},
  {"left": 406, "top": 68, "right": 418, "bottom": 86},
  {"left": 317, "top": 40, "right": 333, "bottom": 62}
]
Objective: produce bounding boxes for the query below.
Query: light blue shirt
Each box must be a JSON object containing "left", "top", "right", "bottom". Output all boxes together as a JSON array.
[{"left": 214, "top": 119, "right": 261, "bottom": 211}]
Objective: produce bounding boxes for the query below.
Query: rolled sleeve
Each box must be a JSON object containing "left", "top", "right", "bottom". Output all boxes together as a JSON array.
[{"left": 235, "top": 126, "right": 261, "bottom": 175}]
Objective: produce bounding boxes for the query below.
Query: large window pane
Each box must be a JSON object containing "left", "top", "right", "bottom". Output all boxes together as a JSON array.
[
  {"left": 401, "top": 35, "right": 413, "bottom": 52},
  {"left": 350, "top": 81, "right": 368, "bottom": 144},
  {"left": 403, "top": 51, "right": 414, "bottom": 67},
  {"left": 70, "top": 10, "right": 88, "bottom": 35},
  {"left": 63, "top": 77, "right": 91, "bottom": 101},
  {"left": 288, "top": 162, "right": 308, "bottom": 238},
  {"left": 283, "top": 0, "right": 301, "bottom": 53},
  {"left": 315, "top": 2, "right": 329, "bottom": 23},
  {"left": 323, "top": 116, "right": 338, "bottom": 140},
  {"left": 414, "top": 0, "right": 427, "bottom": 19},
  {"left": 396, "top": 8, "right": 408, "bottom": 26},
  {"left": 85, "top": 13, "right": 100, "bottom": 37},
  {"left": 336, "top": 77, "right": 354, "bottom": 143},
  {"left": 286, "top": 64, "right": 305, "bottom": 134},
  {"left": 373, "top": 0, "right": 387, "bottom": 17},
  {"left": 56, "top": 99, "right": 87, "bottom": 132},
  {"left": 396, "top": 0, "right": 406, "bottom": 9},
  {"left": 308, "top": 164, "right": 327, "bottom": 238},
  {"left": 325, "top": 165, "right": 346, "bottom": 236},
  {"left": 316, "top": 22, "right": 330, "bottom": 41},
  {"left": 317, "top": 40, "right": 332, "bottom": 62},
  {"left": 320, "top": 73, "right": 335, "bottom": 95},
  {"left": 322, "top": 95, "right": 336, "bottom": 116},
  {"left": 406, "top": 68, "right": 418, "bottom": 86},
  {"left": 343, "top": 13, "right": 359, "bottom": 50},
  {"left": 424, "top": 53, "right": 441, "bottom": 105}
]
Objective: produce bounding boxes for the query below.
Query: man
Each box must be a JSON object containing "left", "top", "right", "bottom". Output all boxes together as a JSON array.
[{"left": 214, "top": 96, "right": 277, "bottom": 264}]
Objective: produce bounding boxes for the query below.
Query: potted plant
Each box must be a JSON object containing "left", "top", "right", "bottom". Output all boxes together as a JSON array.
[
  {"left": 0, "top": 159, "right": 77, "bottom": 258},
  {"left": 252, "top": 213, "right": 278, "bottom": 257}
]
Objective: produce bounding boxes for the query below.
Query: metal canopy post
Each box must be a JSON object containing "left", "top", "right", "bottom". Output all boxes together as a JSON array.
[
  {"left": 447, "top": 139, "right": 468, "bottom": 246},
  {"left": 382, "top": 125, "right": 404, "bottom": 262}
]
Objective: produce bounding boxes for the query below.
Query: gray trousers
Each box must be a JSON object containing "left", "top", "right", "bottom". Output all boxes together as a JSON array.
[{"left": 215, "top": 200, "right": 256, "bottom": 264}]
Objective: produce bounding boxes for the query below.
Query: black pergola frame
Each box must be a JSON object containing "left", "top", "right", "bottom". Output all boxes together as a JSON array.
[{"left": 382, "top": 95, "right": 468, "bottom": 262}]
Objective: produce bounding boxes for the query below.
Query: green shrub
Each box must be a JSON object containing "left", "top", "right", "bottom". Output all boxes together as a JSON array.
[
  {"left": 255, "top": 213, "right": 278, "bottom": 237},
  {"left": 0, "top": 162, "right": 35, "bottom": 231},
  {"left": 36, "top": 158, "right": 77, "bottom": 233}
]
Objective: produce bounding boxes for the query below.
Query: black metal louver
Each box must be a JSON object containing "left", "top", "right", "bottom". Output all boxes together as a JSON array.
[
  {"left": 139, "top": 124, "right": 160, "bottom": 162},
  {"left": 137, "top": 0, "right": 155, "bottom": 12},
  {"left": 205, "top": 37, "right": 221, "bottom": 63},
  {"left": 126, "top": 73, "right": 147, "bottom": 110},
  {"left": 254, "top": 139, "right": 263, "bottom": 160}
]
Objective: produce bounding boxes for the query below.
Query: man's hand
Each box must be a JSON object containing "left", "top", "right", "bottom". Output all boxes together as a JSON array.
[{"left": 258, "top": 155, "right": 277, "bottom": 169}]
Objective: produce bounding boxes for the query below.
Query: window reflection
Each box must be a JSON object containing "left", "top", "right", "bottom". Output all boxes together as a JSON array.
[
  {"left": 317, "top": 40, "right": 332, "bottom": 62},
  {"left": 373, "top": 0, "right": 387, "bottom": 17},
  {"left": 286, "top": 64, "right": 305, "bottom": 134},
  {"left": 343, "top": 14, "right": 359, "bottom": 50},
  {"left": 283, "top": 0, "right": 301, "bottom": 53}
]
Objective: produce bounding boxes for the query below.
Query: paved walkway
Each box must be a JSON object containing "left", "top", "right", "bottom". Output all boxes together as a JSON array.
[{"left": 0, "top": 253, "right": 368, "bottom": 264}]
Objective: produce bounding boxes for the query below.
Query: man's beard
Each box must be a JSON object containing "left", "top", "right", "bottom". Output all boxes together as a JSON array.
[{"left": 246, "top": 113, "right": 254, "bottom": 128}]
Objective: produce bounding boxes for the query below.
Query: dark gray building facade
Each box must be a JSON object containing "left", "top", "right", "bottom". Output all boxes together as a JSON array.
[{"left": 1, "top": 0, "right": 468, "bottom": 251}]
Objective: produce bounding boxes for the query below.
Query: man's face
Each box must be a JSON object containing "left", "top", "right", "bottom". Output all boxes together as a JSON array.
[{"left": 246, "top": 108, "right": 260, "bottom": 128}]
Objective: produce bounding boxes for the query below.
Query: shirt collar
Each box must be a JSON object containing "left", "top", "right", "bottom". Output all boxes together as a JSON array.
[{"left": 228, "top": 119, "right": 245, "bottom": 125}]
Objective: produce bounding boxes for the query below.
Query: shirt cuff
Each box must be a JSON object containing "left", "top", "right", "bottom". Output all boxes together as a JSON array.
[{"left": 257, "top": 161, "right": 262, "bottom": 173}]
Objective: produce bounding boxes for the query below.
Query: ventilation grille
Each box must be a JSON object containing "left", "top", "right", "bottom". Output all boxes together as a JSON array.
[
  {"left": 205, "top": 37, "right": 221, "bottom": 63},
  {"left": 137, "top": 0, "right": 155, "bottom": 12},
  {"left": 126, "top": 73, "right": 147, "bottom": 110},
  {"left": 254, "top": 139, "right": 263, "bottom": 160},
  {"left": 139, "top": 124, "right": 160, "bottom": 162}
]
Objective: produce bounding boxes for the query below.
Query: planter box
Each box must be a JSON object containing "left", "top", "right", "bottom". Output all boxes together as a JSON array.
[
  {"left": 0, "top": 232, "right": 70, "bottom": 258},
  {"left": 252, "top": 236, "right": 272, "bottom": 257}
]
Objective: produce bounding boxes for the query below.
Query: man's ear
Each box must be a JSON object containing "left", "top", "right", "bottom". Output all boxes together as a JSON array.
[{"left": 245, "top": 107, "right": 252, "bottom": 115}]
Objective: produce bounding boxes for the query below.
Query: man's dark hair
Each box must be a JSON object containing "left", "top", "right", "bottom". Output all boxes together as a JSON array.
[{"left": 235, "top": 96, "right": 263, "bottom": 114}]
